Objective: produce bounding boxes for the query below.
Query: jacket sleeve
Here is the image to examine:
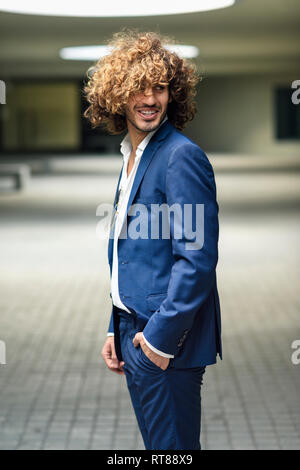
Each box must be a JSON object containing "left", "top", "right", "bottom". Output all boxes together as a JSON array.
[{"left": 142, "top": 143, "right": 219, "bottom": 356}]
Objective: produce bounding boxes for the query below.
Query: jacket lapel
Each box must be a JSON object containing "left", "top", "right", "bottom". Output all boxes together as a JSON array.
[
  {"left": 108, "top": 119, "right": 173, "bottom": 267},
  {"left": 125, "top": 119, "right": 173, "bottom": 219}
]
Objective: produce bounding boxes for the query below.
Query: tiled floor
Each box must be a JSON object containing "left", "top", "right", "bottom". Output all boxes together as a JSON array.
[{"left": 0, "top": 155, "right": 299, "bottom": 450}]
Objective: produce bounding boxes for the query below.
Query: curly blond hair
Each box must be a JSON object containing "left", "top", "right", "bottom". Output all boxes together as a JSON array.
[{"left": 83, "top": 28, "right": 201, "bottom": 134}]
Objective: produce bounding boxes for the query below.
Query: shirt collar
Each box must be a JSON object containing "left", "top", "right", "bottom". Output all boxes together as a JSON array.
[{"left": 120, "top": 115, "right": 168, "bottom": 161}]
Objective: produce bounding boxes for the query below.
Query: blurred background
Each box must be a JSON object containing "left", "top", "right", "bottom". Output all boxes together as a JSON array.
[{"left": 0, "top": 0, "right": 299, "bottom": 450}]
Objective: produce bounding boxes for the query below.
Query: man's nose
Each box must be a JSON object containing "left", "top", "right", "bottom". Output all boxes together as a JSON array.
[
  {"left": 143, "top": 87, "right": 153, "bottom": 96},
  {"left": 143, "top": 87, "right": 155, "bottom": 100}
]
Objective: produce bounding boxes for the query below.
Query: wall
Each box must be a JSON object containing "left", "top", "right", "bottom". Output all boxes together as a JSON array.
[
  {"left": 185, "top": 74, "right": 300, "bottom": 157},
  {"left": 2, "top": 82, "right": 80, "bottom": 151}
]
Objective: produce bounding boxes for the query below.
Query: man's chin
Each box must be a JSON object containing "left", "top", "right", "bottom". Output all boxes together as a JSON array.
[
  {"left": 126, "top": 111, "right": 165, "bottom": 134},
  {"left": 135, "top": 115, "right": 162, "bottom": 132}
]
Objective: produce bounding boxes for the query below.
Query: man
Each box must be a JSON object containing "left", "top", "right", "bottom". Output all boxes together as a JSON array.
[{"left": 84, "top": 30, "right": 222, "bottom": 450}]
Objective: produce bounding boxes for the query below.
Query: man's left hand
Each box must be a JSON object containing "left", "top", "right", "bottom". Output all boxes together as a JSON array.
[{"left": 133, "top": 332, "right": 170, "bottom": 371}]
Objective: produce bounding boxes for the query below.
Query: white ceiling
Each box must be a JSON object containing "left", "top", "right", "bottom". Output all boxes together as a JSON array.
[{"left": 0, "top": 0, "right": 299, "bottom": 78}]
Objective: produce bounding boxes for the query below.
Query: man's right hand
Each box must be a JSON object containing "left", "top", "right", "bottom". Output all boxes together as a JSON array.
[{"left": 101, "top": 336, "right": 125, "bottom": 375}]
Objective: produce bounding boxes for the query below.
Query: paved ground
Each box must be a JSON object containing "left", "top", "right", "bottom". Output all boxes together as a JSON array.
[{"left": 0, "top": 155, "right": 299, "bottom": 450}]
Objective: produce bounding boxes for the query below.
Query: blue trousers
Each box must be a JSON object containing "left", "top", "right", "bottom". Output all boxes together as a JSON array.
[{"left": 117, "top": 310, "right": 206, "bottom": 450}]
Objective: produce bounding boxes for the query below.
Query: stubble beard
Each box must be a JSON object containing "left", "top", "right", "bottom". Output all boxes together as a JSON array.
[{"left": 126, "top": 108, "right": 167, "bottom": 135}]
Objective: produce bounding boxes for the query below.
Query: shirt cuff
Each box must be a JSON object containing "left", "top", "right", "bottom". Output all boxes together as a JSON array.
[
  {"left": 142, "top": 332, "right": 175, "bottom": 358},
  {"left": 107, "top": 333, "right": 114, "bottom": 337}
]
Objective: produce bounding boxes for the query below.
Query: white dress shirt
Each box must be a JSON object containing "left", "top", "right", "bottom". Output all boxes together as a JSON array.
[{"left": 108, "top": 115, "right": 174, "bottom": 359}]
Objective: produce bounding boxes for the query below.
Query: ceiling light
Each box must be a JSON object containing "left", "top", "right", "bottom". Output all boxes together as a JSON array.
[
  {"left": 0, "top": 1, "right": 237, "bottom": 17},
  {"left": 59, "top": 44, "right": 199, "bottom": 61},
  {"left": 60, "top": 46, "right": 113, "bottom": 61}
]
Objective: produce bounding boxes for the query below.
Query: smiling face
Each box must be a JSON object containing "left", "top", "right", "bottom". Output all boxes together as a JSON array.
[{"left": 124, "top": 84, "right": 172, "bottom": 135}]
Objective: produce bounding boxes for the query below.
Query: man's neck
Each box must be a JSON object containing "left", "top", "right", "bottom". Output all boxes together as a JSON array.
[{"left": 127, "top": 126, "right": 148, "bottom": 155}]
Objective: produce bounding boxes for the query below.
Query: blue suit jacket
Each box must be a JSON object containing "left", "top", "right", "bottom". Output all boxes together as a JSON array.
[{"left": 107, "top": 119, "right": 222, "bottom": 368}]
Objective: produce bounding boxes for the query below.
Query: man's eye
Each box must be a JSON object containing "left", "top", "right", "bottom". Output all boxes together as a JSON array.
[{"left": 156, "top": 85, "right": 165, "bottom": 91}]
